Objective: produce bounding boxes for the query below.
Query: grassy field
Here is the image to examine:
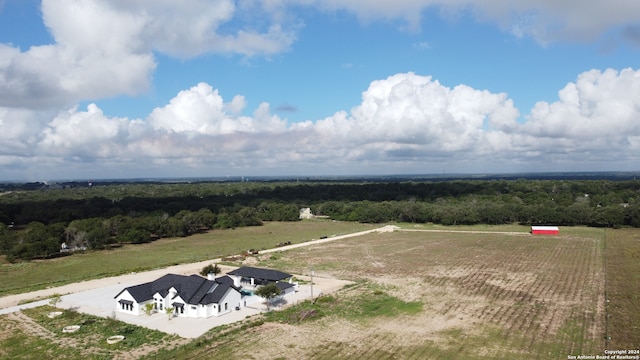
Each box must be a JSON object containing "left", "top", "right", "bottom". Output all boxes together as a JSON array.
[
  {"left": 0, "top": 305, "right": 180, "bottom": 359},
  {"left": 0, "top": 220, "right": 377, "bottom": 296},
  {"left": 1, "top": 222, "right": 637, "bottom": 359},
  {"left": 603, "top": 228, "right": 640, "bottom": 350}
]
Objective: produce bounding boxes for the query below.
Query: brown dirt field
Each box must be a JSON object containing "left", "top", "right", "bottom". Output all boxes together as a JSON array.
[
  {"left": 230, "top": 229, "right": 606, "bottom": 359},
  {"left": 1, "top": 227, "right": 607, "bottom": 359}
]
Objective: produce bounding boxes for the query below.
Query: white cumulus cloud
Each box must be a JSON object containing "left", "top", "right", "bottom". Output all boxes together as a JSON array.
[
  {"left": 148, "top": 83, "right": 287, "bottom": 136},
  {"left": 0, "top": 0, "right": 296, "bottom": 109},
  {"left": 38, "top": 104, "right": 134, "bottom": 158},
  {"left": 1, "top": 0, "right": 636, "bottom": 113},
  {"left": 1, "top": 69, "right": 640, "bottom": 179},
  {"left": 310, "top": 72, "right": 519, "bottom": 159},
  {"left": 309, "top": 0, "right": 640, "bottom": 43},
  {"left": 526, "top": 68, "right": 640, "bottom": 138}
]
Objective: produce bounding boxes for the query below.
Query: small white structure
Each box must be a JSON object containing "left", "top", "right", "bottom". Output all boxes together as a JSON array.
[
  {"left": 299, "top": 208, "right": 314, "bottom": 220},
  {"left": 299, "top": 207, "right": 329, "bottom": 220},
  {"left": 114, "top": 274, "right": 242, "bottom": 318},
  {"left": 227, "top": 266, "right": 296, "bottom": 297}
]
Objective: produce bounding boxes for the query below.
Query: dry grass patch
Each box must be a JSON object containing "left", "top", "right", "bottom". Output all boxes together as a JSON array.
[
  {"left": 604, "top": 228, "right": 640, "bottom": 349},
  {"left": 3, "top": 224, "right": 622, "bottom": 359},
  {"left": 256, "top": 227, "right": 606, "bottom": 358},
  {"left": 0, "top": 220, "right": 378, "bottom": 296}
]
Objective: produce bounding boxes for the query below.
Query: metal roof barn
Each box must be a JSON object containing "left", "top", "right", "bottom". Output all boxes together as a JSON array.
[{"left": 531, "top": 226, "right": 559, "bottom": 235}]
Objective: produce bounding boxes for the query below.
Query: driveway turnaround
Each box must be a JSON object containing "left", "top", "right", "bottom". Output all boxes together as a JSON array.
[
  {"left": 56, "top": 275, "right": 349, "bottom": 338},
  {"left": 0, "top": 225, "right": 386, "bottom": 337}
]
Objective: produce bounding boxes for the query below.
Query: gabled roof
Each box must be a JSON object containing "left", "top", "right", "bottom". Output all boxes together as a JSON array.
[
  {"left": 201, "top": 284, "right": 232, "bottom": 305},
  {"left": 227, "top": 266, "right": 292, "bottom": 282},
  {"left": 115, "top": 274, "right": 239, "bottom": 305},
  {"left": 276, "top": 282, "right": 295, "bottom": 291},
  {"left": 215, "top": 275, "right": 235, "bottom": 285}
]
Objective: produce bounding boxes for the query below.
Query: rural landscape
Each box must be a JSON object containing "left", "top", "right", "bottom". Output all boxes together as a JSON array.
[
  {"left": 2, "top": 1, "right": 639, "bottom": 358},
  {"left": 0, "top": 177, "right": 639, "bottom": 359}
]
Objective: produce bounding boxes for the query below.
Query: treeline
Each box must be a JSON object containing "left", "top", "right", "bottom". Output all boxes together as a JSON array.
[
  {"left": 0, "top": 207, "right": 266, "bottom": 262},
  {"left": 314, "top": 197, "right": 640, "bottom": 227},
  {"left": 1, "top": 179, "right": 639, "bottom": 261}
]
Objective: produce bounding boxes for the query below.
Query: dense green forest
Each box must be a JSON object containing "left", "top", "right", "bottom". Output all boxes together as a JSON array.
[{"left": 1, "top": 179, "right": 639, "bottom": 261}]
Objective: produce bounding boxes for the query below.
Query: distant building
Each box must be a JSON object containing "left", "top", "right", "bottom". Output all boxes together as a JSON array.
[
  {"left": 299, "top": 207, "right": 329, "bottom": 220},
  {"left": 227, "top": 266, "right": 293, "bottom": 287},
  {"left": 531, "top": 226, "right": 559, "bottom": 235},
  {"left": 299, "top": 208, "right": 314, "bottom": 219},
  {"left": 227, "top": 266, "right": 296, "bottom": 298}
]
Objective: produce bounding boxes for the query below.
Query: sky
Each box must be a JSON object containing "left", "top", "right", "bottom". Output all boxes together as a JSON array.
[{"left": 0, "top": 0, "right": 639, "bottom": 181}]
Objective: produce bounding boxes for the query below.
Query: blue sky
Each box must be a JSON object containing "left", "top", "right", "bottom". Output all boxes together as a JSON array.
[{"left": 0, "top": 0, "right": 639, "bottom": 181}]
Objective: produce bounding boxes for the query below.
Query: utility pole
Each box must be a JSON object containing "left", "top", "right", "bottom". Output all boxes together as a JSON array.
[{"left": 310, "top": 267, "right": 314, "bottom": 303}]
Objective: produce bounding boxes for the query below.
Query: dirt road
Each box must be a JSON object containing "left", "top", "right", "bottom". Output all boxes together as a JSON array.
[{"left": 0, "top": 225, "right": 397, "bottom": 311}]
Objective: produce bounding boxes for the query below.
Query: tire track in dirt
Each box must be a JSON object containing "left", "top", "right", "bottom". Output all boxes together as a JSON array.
[{"left": 7, "top": 311, "right": 57, "bottom": 340}]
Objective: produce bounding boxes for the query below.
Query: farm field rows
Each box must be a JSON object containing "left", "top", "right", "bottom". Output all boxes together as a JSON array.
[
  {"left": 1, "top": 222, "right": 635, "bottom": 359},
  {"left": 195, "top": 225, "right": 608, "bottom": 359}
]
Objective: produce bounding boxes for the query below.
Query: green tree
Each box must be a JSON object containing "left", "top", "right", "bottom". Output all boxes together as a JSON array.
[
  {"left": 237, "top": 207, "right": 262, "bottom": 227},
  {"left": 215, "top": 212, "right": 237, "bottom": 229},
  {"left": 49, "top": 293, "right": 62, "bottom": 307},
  {"left": 105, "top": 215, "right": 132, "bottom": 238},
  {"left": 144, "top": 303, "right": 155, "bottom": 316},
  {"left": 255, "top": 283, "right": 282, "bottom": 310},
  {"left": 200, "top": 263, "right": 221, "bottom": 277},
  {"left": 160, "top": 217, "right": 187, "bottom": 237},
  {"left": 174, "top": 210, "right": 199, "bottom": 234},
  {"left": 594, "top": 205, "right": 625, "bottom": 228},
  {"left": 194, "top": 208, "right": 216, "bottom": 229},
  {"left": 625, "top": 202, "right": 640, "bottom": 227},
  {"left": 66, "top": 218, "right": 111, "bottom": 249},
  {"left": 19, "top": 222, "right": 62, "bottom": 259},
  {"left": 119, "top": 228, "right": 150, "bottom": 244},
  {"left": 87, "top": 225, "right": 111, "bottom": 249},
  {"left": 0, "top": 223, "right": 16, "bottom": 255}
]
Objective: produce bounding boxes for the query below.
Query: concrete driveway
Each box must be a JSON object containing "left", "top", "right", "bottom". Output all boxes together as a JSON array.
[
  {"left": 56, "top": 276, "right": 347, "bottom": 338},
  {"left": 0, "top": 225, "right": 372, "bottom": 338}
]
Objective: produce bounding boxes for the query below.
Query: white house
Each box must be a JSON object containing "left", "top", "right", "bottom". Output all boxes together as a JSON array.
[
  {"left": 227, "top": 266, "right": 296, "bottom": 296},
  {"left": 114, "top": 274, "right": 242, "bottom": 318}
]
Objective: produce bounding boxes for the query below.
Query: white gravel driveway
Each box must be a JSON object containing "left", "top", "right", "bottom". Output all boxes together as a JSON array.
[{"left": 0, "top": 225, "right": 382, "bottom": 337}]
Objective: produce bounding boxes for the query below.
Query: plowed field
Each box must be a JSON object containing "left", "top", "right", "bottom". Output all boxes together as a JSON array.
[{"left": 177, "top": 226, "right": 608, "bottom": 359}]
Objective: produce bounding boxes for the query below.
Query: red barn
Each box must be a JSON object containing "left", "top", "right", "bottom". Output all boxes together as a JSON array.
[{"left": 531, "top": 226, "right": 559, "bottom": 235}]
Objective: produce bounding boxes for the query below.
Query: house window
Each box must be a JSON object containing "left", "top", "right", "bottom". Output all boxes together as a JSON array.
[
  {"left": 225, "top": 303, "right": 228, "bottom": 311},
  {"left": 119, "top": 300, "right": 134, "bottom": 311}
]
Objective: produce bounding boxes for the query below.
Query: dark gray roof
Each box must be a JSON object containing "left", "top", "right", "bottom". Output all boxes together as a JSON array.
[
  {"left": 115, "top": 274, "right": 239, "bottom": 305},
  {"left": 215, "top": 275, "right": 235, "bottom": 285},
  {"left": 276, "top": 282, "right": 295, "bottom": 291},
  {"left": 201, "top": 284, "right": 233, "bottom": 305},
  {"left": 227, "top": 267, "right": 292, "bottom": 282}
]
